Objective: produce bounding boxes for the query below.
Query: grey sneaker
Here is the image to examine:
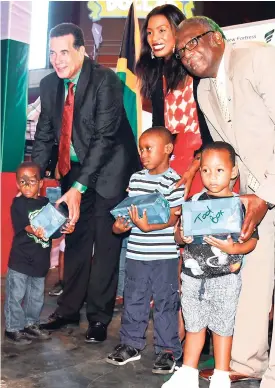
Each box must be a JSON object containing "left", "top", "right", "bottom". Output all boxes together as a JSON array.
[
  {"left": 5, "top": 330, "right": 32, "bottom": 345},
  {"left": 49, "top": 281, "right": 64, "bottom": 296},
  {"left": 24, "top": 324, "right": 51, "bottom": 340}
]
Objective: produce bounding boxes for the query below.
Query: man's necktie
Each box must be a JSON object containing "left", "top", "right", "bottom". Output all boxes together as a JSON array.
[
  {"left": 58, "top": 82, "right": 74, "bottom": 177},
  {"left": 211, "top": 78, "right": 231, "bottom": 123}
]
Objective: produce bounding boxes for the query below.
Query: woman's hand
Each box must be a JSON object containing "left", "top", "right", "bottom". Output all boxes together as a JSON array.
[
  {"left": 180, "top": 169, "right": 197, "bottom": 199},
  {"left": 175, "top": 155, "right": 201, "bottom": 199}
]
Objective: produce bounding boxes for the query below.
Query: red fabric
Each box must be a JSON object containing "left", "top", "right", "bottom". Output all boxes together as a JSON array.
[
  {"left": 165, "top": 78, "right": 203, "bottom": 196},
  {"left": 58, "top": 82, "right": 74, "bottom": 176}
]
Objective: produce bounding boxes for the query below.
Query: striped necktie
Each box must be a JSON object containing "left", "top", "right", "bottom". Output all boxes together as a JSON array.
[{"left": 211, "top": 78, "right": 231, "bottom": 122}]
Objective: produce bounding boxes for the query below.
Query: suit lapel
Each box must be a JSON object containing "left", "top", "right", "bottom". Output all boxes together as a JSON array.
[
  {"left": 198, "top": 78, "right": 230, "bottom": 143},
  {"left": 198, "top": 43, "right": 239, "bottom": 148},
  {"left": 224, "top": 43, "right": 235, "bottom": 123},
  {"left": 74, "top": 57, "right": 92, "bottom": 112}
]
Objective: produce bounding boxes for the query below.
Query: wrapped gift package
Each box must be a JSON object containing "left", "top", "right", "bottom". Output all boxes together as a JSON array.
[
  {"left": 182, "top": 197, "right": 243, "bottom": 244},
  {"left": 46, "top": 186, "right": 62, "bottom": 204},
  {"left": 110, "top": 193, "right": 170, "bottom": 226},
  {"left": 30, "top": 202, "right": 68, "bottom": 239}
]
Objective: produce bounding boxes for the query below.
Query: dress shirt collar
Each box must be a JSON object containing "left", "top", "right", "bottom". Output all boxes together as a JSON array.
[{"left": 64, "top": 70, "right": 81, "bottom": 86}]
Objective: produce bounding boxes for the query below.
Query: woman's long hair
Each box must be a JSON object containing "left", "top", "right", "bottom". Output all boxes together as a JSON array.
[{"left": 136, "top": 4, "right": 186, "bottom": 99}]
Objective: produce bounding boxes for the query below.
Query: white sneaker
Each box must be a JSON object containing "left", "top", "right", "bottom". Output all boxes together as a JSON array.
[
  {"left": 209, "top": 369, "right": 231, "bottom": 388},
  {"left": 161, "top": 365, "right": 199, "bottom": 388}
]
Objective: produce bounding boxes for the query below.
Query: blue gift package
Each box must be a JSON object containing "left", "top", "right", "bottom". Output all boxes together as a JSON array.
[
  {"left": 110, "top": 193, "right": 170, "bottom": 226},
  {"left": 46, "top": 186, "right": 62, "bottom": 204},
  {"left": 182, "top": 196, "right": 243, "bottom": 244},
  {"left": 30, "top": 202, "right": 68, "bottom": 239}
]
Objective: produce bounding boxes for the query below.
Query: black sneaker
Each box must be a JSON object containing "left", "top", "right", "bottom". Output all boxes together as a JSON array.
[
  {"left": 152, "top": 351, "right": 176, "bottom": 374},
  {"left": 24, "top": 324, "right": 51, "bottom": 340},
  {"left": 5, "top": 330, "right": 32, "bottom": 345},
  {"left": 49, "top": 281, "right": 64, "bottom": 296},
  {"left": 106, "top": 344, "right": 141, "bottom": 366}
]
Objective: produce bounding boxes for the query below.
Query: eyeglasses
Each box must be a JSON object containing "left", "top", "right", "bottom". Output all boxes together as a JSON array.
[{"left": 176, "top": 30, "right": 214, "bottom": 59}]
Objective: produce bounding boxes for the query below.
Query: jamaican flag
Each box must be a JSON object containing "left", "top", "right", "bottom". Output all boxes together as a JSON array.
[{"left": 116, "top": 2, "right": 142, "bottom": 142}]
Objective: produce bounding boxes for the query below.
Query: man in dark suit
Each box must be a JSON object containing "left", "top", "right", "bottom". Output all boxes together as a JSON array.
[{"left": 32, "top": 23, "right": 140, "bottom": 342}]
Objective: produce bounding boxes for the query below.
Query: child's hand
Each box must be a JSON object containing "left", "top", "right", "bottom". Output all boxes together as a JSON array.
[
  {"left": 181, "top": 235, "right": 194, "bottom": 244},
  {"left": 61, "top": 221, "right": 75, "bottom": 234},
  {"left": 113, "top": 216, "right": 132, "bottom": 234},
  {"left": 128, "top": 205, "right": 150, "bottom": 232},
  {"left": 33, "top": 226, "right": 46, "bottom": 240},
  {"left": 203, "top": 234, "right": 235, "bottom": 254},
  {"left": 174, "top": 219, "right": 183, "bottom": 244},
  {"left": 174, "top": 219, "right": 193, "bottom": 244}
]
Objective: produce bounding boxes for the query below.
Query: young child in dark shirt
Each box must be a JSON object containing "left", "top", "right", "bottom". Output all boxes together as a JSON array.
[
  {"left": 4, "top": 161, "right": 74, "bottom": 345},
  {"left": 163, "top": 142, "right": 258, "bottom": 388}
]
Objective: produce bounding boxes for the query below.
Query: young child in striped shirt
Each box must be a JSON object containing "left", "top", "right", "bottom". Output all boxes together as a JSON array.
[{"left": 106, "top": 126, "right": 184, "bottom": 375}]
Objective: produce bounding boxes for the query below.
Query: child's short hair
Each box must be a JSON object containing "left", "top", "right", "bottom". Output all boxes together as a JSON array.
[
  {"left": 202, "top": 141, "right": 236, "bottom": 166},
  {"left": 141, "top": 126, "right": 174, "bottom": 145},
  {"left": 16, "top": 161, "right": 41, "bottom": 179}
]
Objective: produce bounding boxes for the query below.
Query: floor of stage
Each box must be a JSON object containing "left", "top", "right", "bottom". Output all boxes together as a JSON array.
[{"left": 1, "top": 268, "right": 262, "bottom": 388}]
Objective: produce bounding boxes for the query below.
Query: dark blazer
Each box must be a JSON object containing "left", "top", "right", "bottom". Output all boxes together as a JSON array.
[
  {"left": 32, "top": 57, "right": 141, "bottom": 199},
  {"left": 151, "top": 76, "right": 212, "bottom": 147}
]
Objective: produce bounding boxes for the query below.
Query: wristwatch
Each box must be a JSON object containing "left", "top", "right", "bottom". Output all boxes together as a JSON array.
[{"left": 266, "top": 202, "right": 275, "bottom": 210}]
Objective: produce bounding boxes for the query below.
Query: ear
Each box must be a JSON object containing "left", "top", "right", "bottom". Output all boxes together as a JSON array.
[
  {"left": 231, "top": 165, "right": 239, "bottom": 180},
  {"left": 212, "top": 31, "right": 223, "bottom": 45},
  {"left": 79, "top": 46, "right": 85, "bottom": 56},
  {"left": 165, "top": 143, "right": 173, "bottom": 155},
  {"left": 39, "top": 180, "right": 44, "bottom": 189}
]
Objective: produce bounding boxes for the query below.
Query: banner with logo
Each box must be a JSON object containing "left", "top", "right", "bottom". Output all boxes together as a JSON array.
[{"left": 223, "top": 18, "right": 275, "bottom": 46}]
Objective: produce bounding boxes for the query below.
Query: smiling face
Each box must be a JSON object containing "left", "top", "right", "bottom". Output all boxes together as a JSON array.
[
  {"left": 147, "top": 14, "right": 176, "bottom": 60},
  {"left": 17, "top": 167, "right": 43, "bottom": 199},
  {"left": 176, "top": 22, "right": 224, "bottom": 78},
  {"left": 200, "top": 149, "right": 237, "bottom": 197},
  {"left": 139, "top": 131, "right": 173, "bottom": 175},
  {"left": 49, "top": 34, "right": 85, "bottom": 79}
]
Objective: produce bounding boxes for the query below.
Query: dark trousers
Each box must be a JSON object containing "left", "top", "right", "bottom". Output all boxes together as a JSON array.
[
  {"left": 56, "top": 164, "right": 124, "bottom": 325},
  {"left": 120, "top": 258, "right": 182, "bottom": 359}
]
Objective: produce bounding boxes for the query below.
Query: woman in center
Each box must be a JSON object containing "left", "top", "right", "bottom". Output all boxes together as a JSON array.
[{"left": 136, "top": 4, "right": 212, "bottom": 197}]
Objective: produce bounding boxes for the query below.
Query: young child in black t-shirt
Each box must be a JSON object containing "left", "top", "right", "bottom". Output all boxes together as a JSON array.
[
  {"left": 164, "top": 142, "right": 258, "bottom": 388},
  {"left": 4, "top": 161, "right": 74, "bottom": 345}
]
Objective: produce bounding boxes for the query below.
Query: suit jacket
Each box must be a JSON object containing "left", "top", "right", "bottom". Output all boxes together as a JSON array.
[
  {"left": 197, "top": 41, "right": 275, "bottom": 204},
  {"left": 32, "top": 57, "right": 141, "bottom": 199}
]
